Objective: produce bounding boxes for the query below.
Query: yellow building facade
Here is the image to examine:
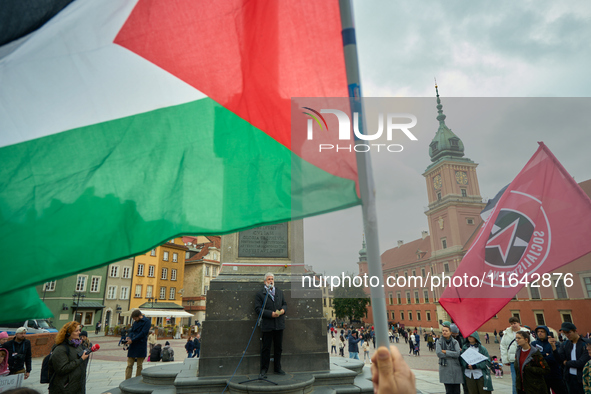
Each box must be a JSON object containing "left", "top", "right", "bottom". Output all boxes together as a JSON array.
[{"left": 130, "top": 238, "right": 188, "bottom": 324}]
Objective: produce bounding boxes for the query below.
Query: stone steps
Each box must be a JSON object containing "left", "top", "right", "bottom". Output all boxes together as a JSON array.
[{"left": 105, "top": 356, "right": 374, "bottom": 394}]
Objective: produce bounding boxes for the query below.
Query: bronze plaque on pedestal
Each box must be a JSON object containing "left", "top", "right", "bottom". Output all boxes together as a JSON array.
[{"left": 238, "top": 223, "right": 288, "bottom": 258}]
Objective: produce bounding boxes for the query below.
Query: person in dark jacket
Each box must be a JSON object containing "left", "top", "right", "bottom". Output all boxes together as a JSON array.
[
  {"left": 185, "top": 336, "right": 195, "bottom": 358},
  {"left": 255, "top": 272, "right": 287, "bottom": 378},
  {"left": 532, "top": 325, "right": 567, "bottom": 394},
  {"left": 348, "top": 331, "right": 362, "bottom": 359},
  {"left": 1, "top": 327, "right": 32, "bottom": 379},
  {"left": 193, "top": 334, "right": 201, "bottom": 358},
  {"left": 150, "top": 344, "right": 162, "bottom": 362},
  {"left": 553, "top": 322, "right": 591, "bottom": 394},
  {"left": 48, "top": 321, "right": 90, "bottom": 394},
  {"left": 125, "top": 310, "right": 151, "bottom": 380},
  {"left": 514, "top": 330, "right": 549, "bottom": 394}
]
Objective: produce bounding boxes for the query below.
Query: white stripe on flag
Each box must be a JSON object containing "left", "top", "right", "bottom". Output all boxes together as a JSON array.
[{"left": 0, "top": 0, "right": 206, "bottom": 149}]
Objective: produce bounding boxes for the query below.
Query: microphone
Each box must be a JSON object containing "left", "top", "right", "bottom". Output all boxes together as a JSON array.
[{"left": 84, "top": 344, "right": 100, "bottom": 355}]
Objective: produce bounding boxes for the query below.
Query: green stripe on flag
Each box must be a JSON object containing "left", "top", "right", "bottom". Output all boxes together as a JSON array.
[
  {"left": 0, "top": 97, "right": 360, "bottom": 296},
  {"left": 0, "top": 288, "right": 53, "bottom": 325}
]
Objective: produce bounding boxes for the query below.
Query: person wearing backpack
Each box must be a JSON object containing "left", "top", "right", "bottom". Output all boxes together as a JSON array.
[
  {"left": 162, "top": 341, "right": 174, "bottom": 362},
  {"left": 48, "top": 321, "right": 89, "bottom": 394}
]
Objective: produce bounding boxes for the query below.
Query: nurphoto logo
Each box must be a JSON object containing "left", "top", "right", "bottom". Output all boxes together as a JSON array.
[{"left": 302, "top": 107, "right": 418, "bottom": 152}]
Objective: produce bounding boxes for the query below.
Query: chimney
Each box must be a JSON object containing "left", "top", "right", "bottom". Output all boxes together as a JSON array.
[
  {"left": 422, "top": 231, "right": 429, "bottom": 239},
  {"left": 397, "top": 240, "right": 404, "bottom": 247}
]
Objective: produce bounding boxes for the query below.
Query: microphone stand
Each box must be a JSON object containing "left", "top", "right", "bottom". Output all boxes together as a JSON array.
[{"left": 238, "top": 287, "right": 277, "bottom": 386}]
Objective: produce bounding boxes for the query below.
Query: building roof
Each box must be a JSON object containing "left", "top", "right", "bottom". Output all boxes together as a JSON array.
[
  {"left": 186, "top": 237, "right": 220, "bottom": 263},
  {"left": 206, "top": 236, "right": 221, "bottom": 248},
  {"left": 381, "top": 236, "right": 432, "bottom": 271},
  {"left": 579, "top": 178, "right": 591, "bottom": 197}
]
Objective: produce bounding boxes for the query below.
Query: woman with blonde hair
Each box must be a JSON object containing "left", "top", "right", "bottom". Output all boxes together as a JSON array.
[{"left": 49, "top": 321, "right": 89, "bottom": 394}]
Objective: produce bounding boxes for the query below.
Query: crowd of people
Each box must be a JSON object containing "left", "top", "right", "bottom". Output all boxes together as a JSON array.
[
  {"left": 433, "top": 317, "right": 591, "bottom": 394},
  {"left": 328, "top": 317, "right": 591, "bottom": 394}
]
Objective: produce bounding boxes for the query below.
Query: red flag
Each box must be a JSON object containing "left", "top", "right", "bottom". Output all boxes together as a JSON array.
[{"left": 439, "top": 142, "right": 591, "bottom": 336}]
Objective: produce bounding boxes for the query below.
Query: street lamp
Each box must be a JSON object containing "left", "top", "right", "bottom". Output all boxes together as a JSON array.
[
  {"left": 116, "top": 304, "right": 122, "bottom": 325},
  {"left": 147, "top": 297, "right": 158, "bottom": 308},
  {"left": 72, "top": 292, "right": 86, "bottom": 322}
]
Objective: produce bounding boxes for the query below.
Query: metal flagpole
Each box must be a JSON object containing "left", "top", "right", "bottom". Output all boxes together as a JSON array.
[{"left": 338, "top": 0, "right": 389, "bottom": 349}]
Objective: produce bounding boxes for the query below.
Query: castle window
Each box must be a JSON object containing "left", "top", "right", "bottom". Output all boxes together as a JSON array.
[{"left": 461, "top": 188, "right": 467, "bottom": 197}]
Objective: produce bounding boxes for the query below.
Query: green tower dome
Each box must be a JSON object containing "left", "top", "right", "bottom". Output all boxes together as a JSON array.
[
  {"left": 358, "top": 235, "right": 366, "bottom": 262},
  {"left": 428, "top": 84, "right": 465, "bottom": 162}
]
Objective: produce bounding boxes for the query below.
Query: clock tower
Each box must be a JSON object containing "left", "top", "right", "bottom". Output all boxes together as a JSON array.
[{"left": 423, "top": 84, "right": 485, "bottom": 258}]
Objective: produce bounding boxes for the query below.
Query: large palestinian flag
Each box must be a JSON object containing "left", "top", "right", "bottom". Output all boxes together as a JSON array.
[{"left": 0, "top": 0, "right": 360, "bottom": 306}]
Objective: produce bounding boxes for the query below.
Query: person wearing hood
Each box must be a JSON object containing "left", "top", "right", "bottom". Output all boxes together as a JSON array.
[
  {"left": 460, "top": 332, "right": 493, "bottom": 394},
  {"left": 0, "top": 348, "right": 10, "bottom": 376},
  {"left": 0, "top": 332, "right": 9, "bottom": 346},
  {"left": 514, "top": 330, "right": 549, "bottom": 394},
  {"left": 532, "top": 325, "right": 567, "bottom": 394},
  {"left": 436, "top": 322, "right": 464, "bottom": 394}
]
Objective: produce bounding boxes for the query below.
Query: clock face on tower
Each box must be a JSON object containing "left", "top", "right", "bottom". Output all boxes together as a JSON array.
[
  {"left": 455, "top": 171, "right": 468, "bottom": 185},
  {"left": 433, "top": 174, "right": 442, "bottom": 189}
]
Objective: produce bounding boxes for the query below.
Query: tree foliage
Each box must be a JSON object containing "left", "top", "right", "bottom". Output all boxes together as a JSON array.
[{"left": 333, "top": 274, "right": 370, "bottom": 322}]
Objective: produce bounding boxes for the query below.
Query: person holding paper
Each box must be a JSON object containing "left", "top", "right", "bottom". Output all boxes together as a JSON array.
[
  {"left": 436, "top": 322, "right": 464, "bottom": 394},
  {"left": 460, "top": 332, "right": 493, "bottom": 394}
]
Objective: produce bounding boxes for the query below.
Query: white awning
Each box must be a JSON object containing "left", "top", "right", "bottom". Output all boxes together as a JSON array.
[{"left": 121, "top": 309, "right": 194, "bottom": 318}]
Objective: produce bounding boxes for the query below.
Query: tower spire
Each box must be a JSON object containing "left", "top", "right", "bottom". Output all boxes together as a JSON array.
[
  {"left": 428, "top": 80, "right": 466, "bottom": 164},
  {"left": 435, "top": 78, "right": 446, "bottom": 125},
  {"left": 358, "top": 233, "right": 367, "bottom": 262}
]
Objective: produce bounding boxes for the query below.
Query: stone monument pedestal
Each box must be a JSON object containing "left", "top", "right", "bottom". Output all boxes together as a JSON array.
[
  {"left": 197, "top": 221, "right": 329, "bottom": 377},
  {"left": 198, "top": 273, "right": 328, "bottom": 377}
]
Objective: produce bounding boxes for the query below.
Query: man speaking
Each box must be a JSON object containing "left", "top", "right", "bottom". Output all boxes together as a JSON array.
[{"left": 255, "top": 272, "right": 287, "bottom": 378}]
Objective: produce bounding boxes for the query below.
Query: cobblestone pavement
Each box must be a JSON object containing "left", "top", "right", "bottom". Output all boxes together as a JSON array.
[
  {"left": 18, "top": 331, "right": 514, "bottom": 394},
  {"left": 327, "top": 332, "right": 514, "bottom": 394}
]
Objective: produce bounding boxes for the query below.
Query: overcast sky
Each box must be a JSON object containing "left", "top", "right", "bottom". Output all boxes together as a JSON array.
[{"left": 303, "top": 1, "right": 591, "bottom": 276}]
